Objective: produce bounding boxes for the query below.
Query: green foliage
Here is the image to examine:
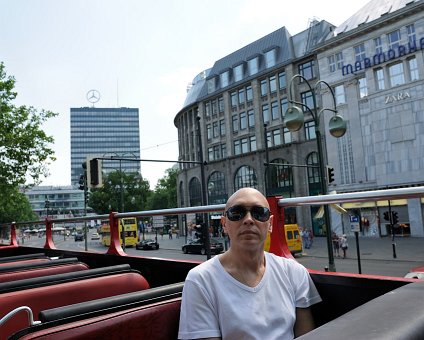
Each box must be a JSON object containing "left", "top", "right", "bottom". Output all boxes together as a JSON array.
[
  {"left": 88, "top": 171, "right": 152, "bottom": 214},
  {"left": 0, "top": 186, "right": 37, "bottom": 223},
  {"left": 0, "top": 62, "right": 57, "bottom": 187},
  {"left": 146, "top": 168, "right": 179, "bottom": 210}
]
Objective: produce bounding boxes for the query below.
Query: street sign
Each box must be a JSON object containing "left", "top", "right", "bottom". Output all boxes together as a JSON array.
[{"left": 350, "top": 215, "right": 360, "bottom": 232}]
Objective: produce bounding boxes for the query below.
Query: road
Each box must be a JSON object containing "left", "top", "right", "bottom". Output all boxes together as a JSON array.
[{"left": 21, "top": 231, "right": 419, "bottom": 277}]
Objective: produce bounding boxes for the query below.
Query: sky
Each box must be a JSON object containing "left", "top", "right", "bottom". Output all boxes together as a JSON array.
[{"left": 0, "top": 0, "right": 371, "bottom": 189}]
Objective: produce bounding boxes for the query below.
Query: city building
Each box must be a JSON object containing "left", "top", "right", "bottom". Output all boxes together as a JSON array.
[
  {"left": 70, "top": 107, "right": 141, "bottom": 185},
  {"left": 23, "top": 185, "right": 86, "bottom": 218},
  {"left": 174, "top": 0, "right": 424, "bottom": 237}
]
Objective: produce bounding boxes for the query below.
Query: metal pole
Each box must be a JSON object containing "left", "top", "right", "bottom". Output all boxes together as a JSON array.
[
  {"left": 388, "top": 200, "right": 396, "bottom": 258},
  {"left": 197, "top": 116, "right": 211, "bottom": 260},
  {"left": 120, "top": 159, "right": 125, "bottom": 250}
]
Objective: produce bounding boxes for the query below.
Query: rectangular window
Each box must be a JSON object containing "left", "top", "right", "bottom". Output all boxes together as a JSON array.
[
  {"left": 358, "top": 76, "right": 368, "bottom": 98},
  {"left": 208, "top": 147, "right": 213, "bottom": 161},
  {"left": 234, "top": 64, "right": 243, "bottom": 82},
  {"left": 218, "top": 97, "right": 224, "bottom": 113},
  {"left": 241, "top": 138, "right": 248, "bottom": 154},
  {"left": 205, "top": 102, "right": 211, "bottom": 116},
  {"left": 206, "top": 124, "right": 212, "bottom": 140},
  {"left": 408, "top": 57, "right": 419, "bottom": 81},
  {"left": 219, "top": 119, "right": 226, "bottom": 136},
  {"left": 375, "top": 68, "right": 385, "bottom": 90},
  {"left": 234, "top": 140, "right": 241, "bottom": 155},
  {"left": 221, "top": 144, "right": 227, "bottom": 158},
  {"left": 207, "top": 78, "right": 216, "bottom": 94},
  {"left": 246, "top": 85, "right": 253, "bottom": 102},
  {"left": 248, "top": 57, "right": 259, "bottom": 76},
  {"left": 334, "top": 85, "right": 345, "bottom": 105},
  {"left": 262, "top": 104, "right": 269, "bottom": 123},
  {"left": 266, "top": 131, "right": 272, "bottom": 147},
  {"left": 260, "top": 79, "right": 268, "bottom": 96},
  {"left": 407, "top": 24, "right": 416, "bottom": 43},
  {"left": 212, "top": 121, "right": 219, "bottom": 138},
  {"left": 336, "top": 52, "right": 344, "bottom": 70},
  {"left": 283, "top": 127, "right": 291, "bottom": 144},
  {"left": 220, "top": 71, "right": 229, "bottom": 88},
  {"left": 305, "top": 121, "right": 316, "bottom": 140},
  {"left": 232, "top": 114, "right": 238, "bottom": 133},
  {"left": 278, "top": 71, "right": 286, "bottom": 89},
  {"left": 238, "top": 88, "right": 245, "bottom": 104},
  {"left": 265, "top": 48, "right": 276, "bottom": 68},
  {"left": 280, "top": 98, "right": 288, "bottom": 118},
  {"left": 213, "top": 145, "right": 220, "bottom": 160},
  {"left": 249, "top": 135, "right": 257, "bottom": 151},
  {"left": 269, "top": 76, "right": 277, "bottom": 93},
  {"left": 248, "top": 109, "right": 255, "bottom": 128},
  {"left": 301, "top": 91, "right": 314, "bottom": 113},
  {"left": 239, "top": 111, "right": 247, "bottom": 130},
  {"left": 271, "top": 101, "right": 279, "bottom": 120},
  {"left": 272, "top": 129, "right": 281, "bottom": 146},
  {"left": 230, "top": 91, "right": 237, "bottom": 107},
  {"left": 374, "top": 37, "right": 383, "bottom": 54},
  {"left": 354, "top": 43, "right": 366, "bottom": 62},
  {"left": 328, "top": 55, "right": 336, "bottom": 73},
  {"left": 212, "top": 100, "right": 218, "bottom": 115},
  {"left": 299, "top": 60, "right": 314, "bottom": 80},
  {"left": 389, "top": 62, "right": 405, "bottom": 87},
  {"left": 387, "top": 30, "right": 401, "bottom": 50}
]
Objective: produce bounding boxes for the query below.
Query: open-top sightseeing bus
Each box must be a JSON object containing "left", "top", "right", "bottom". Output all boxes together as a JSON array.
[{"left": 0, "top": 187, "right": 423, "bottom": 339}]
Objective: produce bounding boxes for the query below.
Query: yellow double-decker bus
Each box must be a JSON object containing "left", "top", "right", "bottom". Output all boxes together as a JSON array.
[{"left": 100, "top": 217, "right": 138, "bottom": 247}]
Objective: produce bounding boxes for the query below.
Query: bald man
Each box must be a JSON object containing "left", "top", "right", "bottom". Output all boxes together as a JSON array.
[{"left": 178, "top": 188, "right": 321, "bottom": 340}]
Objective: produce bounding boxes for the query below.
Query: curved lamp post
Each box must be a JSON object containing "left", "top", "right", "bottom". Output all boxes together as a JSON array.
[{"left": 285, "top": 74, "right": 347, "bottom": 272}]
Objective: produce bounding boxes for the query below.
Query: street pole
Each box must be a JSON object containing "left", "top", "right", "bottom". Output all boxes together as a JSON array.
[
  {"left": 119, "top": 159, "right": 125, "bottom": 251},
  {"left": 285, "top": 75, "right": 347, "bottom": 272},
  {"left": 197, "top": 116, "right": 211, "bottom": 260},
  {"left": 388, "top": 199, "right": 396, "bottom": 258}
]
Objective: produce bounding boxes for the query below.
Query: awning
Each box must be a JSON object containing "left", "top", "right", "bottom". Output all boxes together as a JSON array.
[{"left": 341, "top": 199, "right": 409, "bottom": 209}]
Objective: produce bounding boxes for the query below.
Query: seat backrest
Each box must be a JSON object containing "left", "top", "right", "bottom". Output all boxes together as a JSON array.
[
  {"left": 0, "top": 262, "right": 89, "bottom": 283},
  {"left": 0, "top": 258, "right": 80, "bottom": 274},
  {"left": 14, "top": 298, "right": 181, "bottom": 340},
  {"left": 0, "top": 271, "right": 150, "bottom": 339},
  {"left": 0, "top": 264, "right": 131, "bottom": 294},
  {"left": 0, "top": 253, "right": 47, "bottom": 264}
]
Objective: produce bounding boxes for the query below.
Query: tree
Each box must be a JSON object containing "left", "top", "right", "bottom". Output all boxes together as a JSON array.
[
  {"left": 146, "top": 168, "right": 179, "bottom": 210},
  {"left": 0, "top": 62, "right": 57, "bottom": 187},
  {"left": 88, "top": 171, "right": 152, "bottom": 214},
  {"left": 0, "top": 186, "right": 37, "bottom": 224}
]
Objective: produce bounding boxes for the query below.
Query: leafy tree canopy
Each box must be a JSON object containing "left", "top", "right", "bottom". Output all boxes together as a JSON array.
[
  {"left": 0, "top": 62, "right": 57, "bottom": 188},
  {"left": 0, "top": 186, "right": 37, "bottom": 224},
  {"left": 88, "top": 171, "right": 152, "bottom": 214},
  {"left": 146, "top": 168, "right": 179, "bottom": 210}
]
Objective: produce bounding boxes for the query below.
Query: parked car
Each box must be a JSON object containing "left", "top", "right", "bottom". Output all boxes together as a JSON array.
[
  {"left": 182, "top": 238, "right": 224, "bottom": 255},
  {"left": 91, "top": 232, "right": 100, "bottom": 240},
  {"left": 136, "top": 239, "right": 159, "bottom": 250},
  {"left": 74, "top": 233, "right": 84, "bottom": 242},
  {"left": 404, "top": 265, "right": 424, "bottom": 279}
]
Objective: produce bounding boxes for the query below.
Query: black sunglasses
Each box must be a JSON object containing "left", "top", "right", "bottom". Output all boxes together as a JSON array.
[{"left": 225, "top": 205, "right": 270, "bottom": 222}]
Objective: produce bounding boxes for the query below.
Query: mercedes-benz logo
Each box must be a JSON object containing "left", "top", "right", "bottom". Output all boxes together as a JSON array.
[{"left": 86, "top": 89, "right": 100, "bottom": 104}]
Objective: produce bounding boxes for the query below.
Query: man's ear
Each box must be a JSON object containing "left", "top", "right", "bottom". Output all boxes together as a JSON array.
[
  {"left": 221, "top": 215, "right": 227, "bottom": 233},
  {"left": 268, "top": 215, "right": 273, "bottom": 233}
]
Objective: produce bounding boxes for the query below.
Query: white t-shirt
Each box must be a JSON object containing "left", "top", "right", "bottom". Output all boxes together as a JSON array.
[{"left": 178, "top": 252, "right": 321, "bottom": 340}]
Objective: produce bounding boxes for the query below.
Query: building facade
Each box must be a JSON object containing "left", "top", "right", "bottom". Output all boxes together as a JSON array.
[
  {"left": 174, "top": 0, "right": 424, "bottom": 237},
  {"left": 70, "top": 107, "right": 141, "bottom": 185},
  {"left": 24, "top": 185, "right": 86, "bottom": 218}
]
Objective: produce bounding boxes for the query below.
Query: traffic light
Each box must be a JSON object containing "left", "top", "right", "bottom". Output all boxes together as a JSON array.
[
  {"left": 392, "top": 211, "right": 399, "bottom": 224},
  {"left": 86, "top": 158, "right": 103, "bottom": 188},
  {"left": 84, "top": 190, "right": 90, "bottom": 205},
  {"left": 78, "top": 174, "right": 85, "bottom": 190},
  {"left": 383, "top": 211, "right": 390, "bottom": 221},
  {"left": 327, "top": 166, "right": 335, "bottom": 184},
  {"left": 194, "top": 225, "right": 203, "bottom": 240}
]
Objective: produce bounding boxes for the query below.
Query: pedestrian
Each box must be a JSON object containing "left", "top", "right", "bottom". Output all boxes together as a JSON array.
[
  {"left": 332, "top": 232, "right": 340, "bottom": 257},
  {"left": 340, "top": 234, "right": 348, "bottom": 258},
  {"left": 300, "top": 227, "right": 308, "bottom": 250},
  {"left": 307, "top": 228, "right": 314, "bottom": 248},
  {"left": 168, "top": 229, "right": 173, "bottom": 239},
  {"left": 178, "top": 187, "right": 321, "bottom": 339}
]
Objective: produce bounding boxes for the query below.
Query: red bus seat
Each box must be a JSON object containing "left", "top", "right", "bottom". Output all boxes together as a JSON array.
[
  {"left": 0, "top": 258, "right": 81, "bottom": 275},
  {"left": 0, "top": 271, "right": 150, "bottom": 339},
  {"left": 0, "top": 254, "right": 47, "bottom": 264}
]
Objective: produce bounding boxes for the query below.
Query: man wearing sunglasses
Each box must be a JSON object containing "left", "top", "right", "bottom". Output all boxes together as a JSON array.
[{"left": 178, "top": 188, "right": 321, "bottom": 340}]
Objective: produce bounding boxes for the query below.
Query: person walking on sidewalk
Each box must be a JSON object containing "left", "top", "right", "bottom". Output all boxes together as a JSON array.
[
  {"left": 332, "top": 232, "right": 340, "bottom": 257},
  {"left": 339, "top": 234, "right": 348, "bottom": 258}
]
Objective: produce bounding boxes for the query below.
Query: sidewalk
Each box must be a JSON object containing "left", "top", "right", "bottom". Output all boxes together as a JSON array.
[{"left": 154, "top": 233, "right": 424, "bottom": 264}]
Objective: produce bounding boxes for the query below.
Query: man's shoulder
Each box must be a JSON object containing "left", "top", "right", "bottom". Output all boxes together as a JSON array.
[{"left": 187, "top": 256, "right": 220, "bottom": 280}]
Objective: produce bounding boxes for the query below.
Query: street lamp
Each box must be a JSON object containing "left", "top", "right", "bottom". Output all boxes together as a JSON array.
[
  {"left": 44, "top": 196, "right": 50, "bottom": 219},
  {"left": 285, "top": 74, "right": 347, "bottom": 272}
]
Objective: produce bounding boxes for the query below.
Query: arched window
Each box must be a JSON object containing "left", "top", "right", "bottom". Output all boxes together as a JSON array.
[
  {"left": 179, "top": 181, "right": 185, "bottom": 207},
  {"left": 265, "top": 158, "right": 293, "bottom": 196},
  {"left": 234, "top": 165, "right": 258, "bottom": 191},
  {"left": 207, "top": 171, "right": 227, "bottom": 204},
  {"left": 189, "top": 177, "right": 202, "bottom": 206}
]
